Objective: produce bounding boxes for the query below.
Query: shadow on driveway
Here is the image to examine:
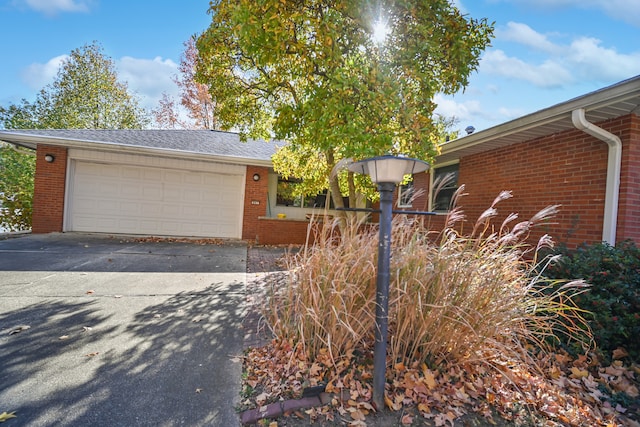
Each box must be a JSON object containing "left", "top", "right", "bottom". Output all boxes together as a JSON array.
[
  {"left": 0, "top": 233, "right": 246, "bottom": 426},
  {"left": 0, "top": 233, "right": 246, "bottom": 273}
]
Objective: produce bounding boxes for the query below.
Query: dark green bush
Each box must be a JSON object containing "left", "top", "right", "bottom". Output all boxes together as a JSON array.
[{"left": 544, "top": 240, "right": 640, "bottom": 362}]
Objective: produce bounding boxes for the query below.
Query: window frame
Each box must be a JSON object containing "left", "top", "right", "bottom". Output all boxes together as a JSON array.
[
  {"left": 397, "top": 180, "right": 414, "bottom": 208},
  {"left": 430, "top": 163, "right": 459, "bottom": 212}
]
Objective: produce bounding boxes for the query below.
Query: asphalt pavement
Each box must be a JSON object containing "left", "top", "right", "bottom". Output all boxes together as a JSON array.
[{"left": 0, "top": 233, "right": 247, "bottom": 426}]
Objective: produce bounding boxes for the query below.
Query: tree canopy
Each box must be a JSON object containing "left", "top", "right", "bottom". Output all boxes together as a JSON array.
[
  {"left": 196, "top": 0, "right": 493, "bottom": 207},
  {"left": 153, "top": 38, "right": 217, "bottom": 129},
  {"left": 0, "top": 144, "right": 35, "bottom": 231},
  {"left": 0, "top": 42, "right": 148, "bottom": 130},
  {"left": 0, "top": 41, "right": 148, "bottom": 231}
]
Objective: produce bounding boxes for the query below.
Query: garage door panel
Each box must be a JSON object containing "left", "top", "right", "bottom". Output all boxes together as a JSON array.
[{"left": 68, "top": 161, "right": 244, "bottom": 238}]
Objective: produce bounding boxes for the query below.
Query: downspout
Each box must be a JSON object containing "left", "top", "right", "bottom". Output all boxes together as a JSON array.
[{"left": 571, "top": 108, "right": 622, "bottom": 245}]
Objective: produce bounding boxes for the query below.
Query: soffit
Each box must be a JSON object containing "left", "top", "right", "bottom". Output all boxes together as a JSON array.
[{"left": 436, "top": 75, "right": 640, "bottom": 165}]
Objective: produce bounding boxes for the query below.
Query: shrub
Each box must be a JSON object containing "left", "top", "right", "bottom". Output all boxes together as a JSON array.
[
  {"left": 543, "top": 240, "right": 640, "bottom": 362},
  {"left": 265, "top": 188, "right": 591, "bottom": 375}
]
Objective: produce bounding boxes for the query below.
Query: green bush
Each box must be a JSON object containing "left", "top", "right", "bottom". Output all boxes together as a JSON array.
[{"left": 544, "top": 240, "right": 640, "bottom": 362}]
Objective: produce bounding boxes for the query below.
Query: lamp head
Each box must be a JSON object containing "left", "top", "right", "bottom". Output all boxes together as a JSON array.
[{"left": 347, "top": 155, "right": 429, "bottom": 184}]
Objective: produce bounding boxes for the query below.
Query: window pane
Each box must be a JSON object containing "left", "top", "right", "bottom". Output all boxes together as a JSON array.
[
  {"left": 398, "top": 181, "right": 414, "bottom": 207},
  {"left": 276, "top": 178, "right": 303, "bottom": 206},
  {"left": 432, "top": 164, "right": 459, "bottom": 211}
]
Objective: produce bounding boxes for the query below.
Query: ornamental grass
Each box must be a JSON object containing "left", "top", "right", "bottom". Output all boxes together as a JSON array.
[{"left": 264, "top": 186, "right": 591, "bottom": 375}]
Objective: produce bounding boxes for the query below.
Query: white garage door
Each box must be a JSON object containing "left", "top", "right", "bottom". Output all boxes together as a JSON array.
[{"left": 67, "top": 161, "right": 244, "bottom": 238}]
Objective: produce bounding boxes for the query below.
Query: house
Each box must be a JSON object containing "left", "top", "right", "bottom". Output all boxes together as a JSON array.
[
  {"left": 1, "top": 75, "right": 638, "bottom": 248},
  {"left": 0, "top": 130, "right": 290, "bottom": 244},
  {"left": 418, "top": 75, "right": 640, "bottom": 249}
]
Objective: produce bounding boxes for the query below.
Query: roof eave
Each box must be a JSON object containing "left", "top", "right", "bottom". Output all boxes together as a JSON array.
[
  {"left": 0, "top": 132, "right": 274, "bottom": 167},
  {"left": 437, "top": 75, "right": 640, "bottom": 162}
]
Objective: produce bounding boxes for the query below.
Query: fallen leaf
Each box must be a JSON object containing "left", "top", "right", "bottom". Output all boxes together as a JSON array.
[
  {"left": 612, "top": 348, "right": 629, "bottom": 360},
  {"left": 570, "top": 367, "right": 589, "bottom": 379},
  {"left": 8, "top": 325, "right": 30, "bottom": 335},
  {"left": 0, "top": 411, "right": 17, "bottom": 422},
  {"left": 256, "top": 392, "right": 269, "bottom": 405},
  {"left": 422, "top": 364, "right": 436, "bottom": 390},
  {"left": 349, "top": 409, "right": 365, "bottom": 421},
  {"left": 401, "top": 413, "right": 414, "bottom": 425},
  {"left": 268, "top": 422, "right": 277, "bottom": 427}
]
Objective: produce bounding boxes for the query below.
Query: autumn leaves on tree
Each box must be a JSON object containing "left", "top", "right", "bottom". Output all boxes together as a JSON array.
[{"left": 195, "top": 0, "right": 493, "bottom": 209}]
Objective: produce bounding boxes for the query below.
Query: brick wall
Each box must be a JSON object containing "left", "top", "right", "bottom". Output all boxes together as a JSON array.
[
  {"left": 255, "top": 218, "right": 320, "bottom": 245},
  {"left": 440, "top": 114, "right": 639, "bottom": 249},
  {"left": 617, "top": 114, "right": 640, "bottom": 243},
  {"left": 32, "top": 145, "right": 67, "bottom": 233},
  {"left": 242, "top": 165, "right": 270, "bottom": 241}
]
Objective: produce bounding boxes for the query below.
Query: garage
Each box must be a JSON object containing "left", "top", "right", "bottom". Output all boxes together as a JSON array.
[{"left": 66, "top": 154, "right": 245, "bottom": 238}]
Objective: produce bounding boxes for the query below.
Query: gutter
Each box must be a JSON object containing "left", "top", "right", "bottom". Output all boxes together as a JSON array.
[
  {"left": 571, "top": 108, "right": 622, "bottom": 245},
  {"left": 0, "top": 133, "right": 275, "bottom": 168}
]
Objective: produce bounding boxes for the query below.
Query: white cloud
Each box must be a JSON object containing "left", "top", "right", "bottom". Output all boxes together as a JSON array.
[
  {"left": 20, "top": 0, "right": 92, "bottom": 16},
  {"left": 483, "top": 22, "right": 640, "bottom": 87},
  {"left": 21, "top": 54, "right": 68, "bottom": 89},
  {"left": 497, "top": 106, "right": 527, "bottom": 121},
  {"left": 19, "top": 54, "right": 179, "bottom": 111},
  {"left": 480, "top": 50, "right": 573, "bottom": 88},
  {"left": 496, "top": 22, "right": 560, "bottom": 54},
  {"left": 495, "top": 0, "right": 640, "bottom": 27},
  {"left": 567, "top": 37, "right": 640, "bottom": 81},
  {"left": 117, "top": 56, "right": 179, "bottom": 110},
  {"left": 434, "top": 94, "right": 488, "bottom": 124}
]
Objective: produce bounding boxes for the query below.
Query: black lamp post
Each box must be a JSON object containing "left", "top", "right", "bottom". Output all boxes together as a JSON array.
[{"left": 347, "top": 155, "right": 429, "bottom": 409}]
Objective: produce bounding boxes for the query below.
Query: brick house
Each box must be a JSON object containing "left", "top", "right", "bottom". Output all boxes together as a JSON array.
[
  {"left": 417, "top": 75, "right": 640, "bottom": 249},
  {"left": 1, "top": 76, "right": 638, "bottom": 247}
]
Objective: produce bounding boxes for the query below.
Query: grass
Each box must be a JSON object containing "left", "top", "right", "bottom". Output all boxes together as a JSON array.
[
  {"left": 265, "top": 187, "right": 591, "bottom": 374},
  {"left": 247, "top": 187, "right": 617, "bottom": 425}
]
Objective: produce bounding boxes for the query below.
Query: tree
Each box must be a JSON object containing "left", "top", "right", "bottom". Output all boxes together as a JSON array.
[
  {"left": 0, "top": 100, "right": 39, "bottom": 130},
  {"left": 196, "top": 0, "right": 493, "bottom": 210},
  {"left": 0, "top": 143, "right": 35, "bottom": 231},
  {"left": 34, "top": 42, "right": 148, "bottom": 129},
  {"left": 153, "top": 37, "right": 217, "bottom": 129},
  {"left": 0, "top": 41, "right": 148, "bottom": 230}
]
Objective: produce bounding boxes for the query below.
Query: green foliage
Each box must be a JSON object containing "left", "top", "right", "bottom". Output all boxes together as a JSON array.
[
  {"left": 0, "top": 100, "right": 39, "bottom": 129},
  {"left": 0, "top": 144, "right": 35, "bottom": 231},
  {"left": 544, "top": 241, "right": 640, "bottom": 362},
  {"left": 196, "top": 0, "right": 493, "bottom": 207},
  {"left": 1, "top": 42, "right": 148, "bottom": 130}
]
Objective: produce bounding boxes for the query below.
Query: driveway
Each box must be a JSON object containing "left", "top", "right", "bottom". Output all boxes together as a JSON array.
[{"left": 0, "top": 233, "right": 247, "bottom": 426}]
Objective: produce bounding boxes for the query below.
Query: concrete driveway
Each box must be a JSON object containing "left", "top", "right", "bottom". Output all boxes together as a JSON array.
[{"left": 0, "top": 233, "right": 247, "bottom": 426}]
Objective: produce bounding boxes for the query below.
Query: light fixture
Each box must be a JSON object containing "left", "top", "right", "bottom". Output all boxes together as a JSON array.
[
  {"left": 44, "top": 154, "right": 55, "bottom": 163},
  {"left": 347, "top": 154, "right": 429, "bottom": 410},
  {"left": 252, "top": 173, "right": 261, "bottom": 181},
  {"left": 347, "top": 154, "right": 429, "bottom": 184}
]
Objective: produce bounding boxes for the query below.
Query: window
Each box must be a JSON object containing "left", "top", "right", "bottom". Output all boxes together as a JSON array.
[
  {"left": 398, "top": 181, "right": 414, "bottom": 208},
  {"left": 432, "top": 164, "right": 459, "bottom": 211},
  {"left": 276, "top": 177, "right": 333, "bottom": 208}
]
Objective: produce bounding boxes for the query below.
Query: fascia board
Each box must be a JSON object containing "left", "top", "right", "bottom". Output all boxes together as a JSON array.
[
  {"left": 439, "top": 76, "right": 640, "bottom": 156},
  {"left": 0, "top": 132, "right": 274, "bottom": 167}
]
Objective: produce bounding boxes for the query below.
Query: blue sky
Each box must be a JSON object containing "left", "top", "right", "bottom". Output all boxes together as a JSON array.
[{"left": 0, "top": 0, "right": 638, "bottom": 133}]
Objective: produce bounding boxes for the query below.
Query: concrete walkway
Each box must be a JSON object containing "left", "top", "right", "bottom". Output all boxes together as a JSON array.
[{"left": 0, "top": 233, "right": 247, "bottom": 426}]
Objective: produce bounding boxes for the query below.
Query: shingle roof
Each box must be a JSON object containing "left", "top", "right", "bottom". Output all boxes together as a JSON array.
[{"left": 0, "top": 129, "right": 282, "bottom": 164}]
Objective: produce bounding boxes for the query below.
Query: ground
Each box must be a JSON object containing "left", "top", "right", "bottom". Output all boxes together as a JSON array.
[{"left": 242, "top": 246, "right": 555, "bottom": 427}]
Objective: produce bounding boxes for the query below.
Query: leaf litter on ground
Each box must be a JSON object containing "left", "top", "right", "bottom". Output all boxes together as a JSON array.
[{"left": 241, "top": 339, "right": 639, "bottom": 426}]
